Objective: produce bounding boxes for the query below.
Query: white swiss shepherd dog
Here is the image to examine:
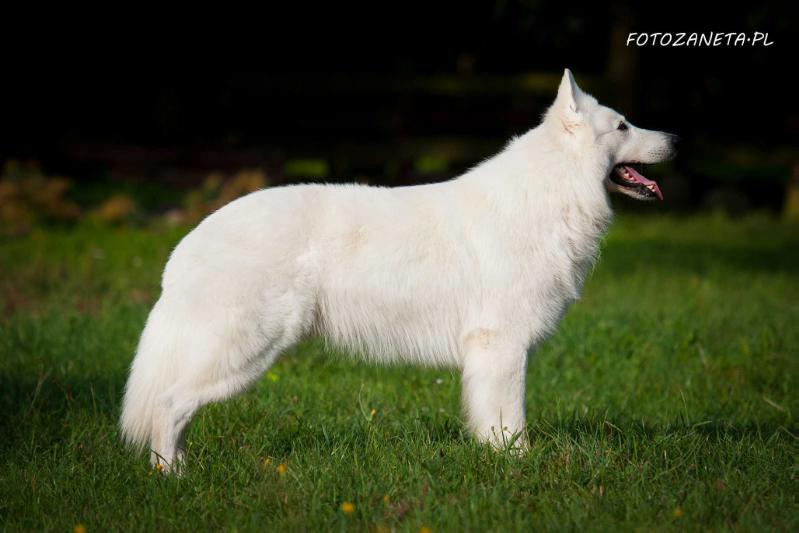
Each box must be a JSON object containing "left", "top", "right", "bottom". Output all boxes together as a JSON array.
[{"left": 121, "top": 69, "right": 677, "bottom": 473}]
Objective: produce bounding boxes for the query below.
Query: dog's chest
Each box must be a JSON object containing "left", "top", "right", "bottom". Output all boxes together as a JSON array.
[{"left": 548, "top": 208, "right": 609, "bottom": 299}]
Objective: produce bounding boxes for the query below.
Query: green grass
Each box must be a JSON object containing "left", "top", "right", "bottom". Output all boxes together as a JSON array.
[{"left": 0, "top": 214, "right": 797, "bottom": 531}]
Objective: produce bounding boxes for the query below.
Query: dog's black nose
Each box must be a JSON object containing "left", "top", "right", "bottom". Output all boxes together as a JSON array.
[{"left": 669, "top": 134, "right": 681, "bottom": 144}]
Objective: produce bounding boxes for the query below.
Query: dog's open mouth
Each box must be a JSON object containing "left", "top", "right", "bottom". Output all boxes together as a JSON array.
[{"left": 608, "top": 164, "right": 663, "bottom": 201}]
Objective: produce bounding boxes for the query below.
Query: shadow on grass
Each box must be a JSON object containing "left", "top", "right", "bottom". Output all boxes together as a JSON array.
[
  {"left": 529, "top": 415, "right": 791, "bottom": 445},
  {"left": 0, "top": 372, "right": 127, "bottom": 453},
  {"left": 602, "top": 240, "right": 799, "bottom": 276},
  {"left": 0, "top": 371, "right": 790, "bottom": 460}
]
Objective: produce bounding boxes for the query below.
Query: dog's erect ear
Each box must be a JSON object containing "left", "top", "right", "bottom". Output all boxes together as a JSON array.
[
  {"left": 555, "top": 68, "right": 585, "bottom": 119},
  {"left": 548, "top": 68, "right": 586, "bottom": 134}
]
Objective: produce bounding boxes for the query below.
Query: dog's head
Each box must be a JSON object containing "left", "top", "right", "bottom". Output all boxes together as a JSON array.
[{"left": 547, "top": 69, "right": 678, "bottom": 200}]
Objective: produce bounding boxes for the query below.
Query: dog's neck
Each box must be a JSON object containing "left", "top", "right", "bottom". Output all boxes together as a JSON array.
[
  {"left": 474, "top": 126, "right": 614, "bottom": 227},
  {"left": 456, "top": 125, "right": 614, "bottom": 300}
]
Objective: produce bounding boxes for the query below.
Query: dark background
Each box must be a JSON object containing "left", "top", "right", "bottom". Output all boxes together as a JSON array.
[{"left": 1, "top": 1, "right": 796, "bottom": 214}]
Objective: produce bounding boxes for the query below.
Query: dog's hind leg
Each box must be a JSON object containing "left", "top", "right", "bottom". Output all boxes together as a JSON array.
[
  {"left": 149, "top": 291, "right": 314, "bottom": 474},
  {"left": 150, "top": 343, "right": 286, "bottom": 474},
  {"left": 460, "top": 328, "right": 529, "bottom": 450}
]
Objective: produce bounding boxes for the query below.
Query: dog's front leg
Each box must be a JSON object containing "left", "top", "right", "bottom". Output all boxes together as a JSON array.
[{"left": 461, "top": 329, "right": 529, "bottom": 450}]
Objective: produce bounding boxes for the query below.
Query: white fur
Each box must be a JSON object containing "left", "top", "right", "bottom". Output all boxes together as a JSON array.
[{"left": 121, "top": 69, "right": 676, "bottom": 472}]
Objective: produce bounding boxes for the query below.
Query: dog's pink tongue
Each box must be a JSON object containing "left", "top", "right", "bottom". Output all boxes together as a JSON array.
[{"left": 623, "top": 165, "right": 663, "bottom": 200}]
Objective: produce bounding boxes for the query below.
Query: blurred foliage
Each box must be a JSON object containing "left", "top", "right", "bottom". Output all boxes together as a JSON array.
[
  {"left": 2, "top": 149, "right": 793, "bottom": 238},
  {"left": 88, "top": 194, "right": 138, "bottom": 224},
  {"left": 0, "top": 159, "right": 81, "bottom": 236},
  {"left": 414, "top": 155, "right": 450, "bottom": 176},
  {"left": 690, "top": 144, "right": 794, "bottom": 184},
  {"left": 284, "top": 159, "right": 329, "bottom": 179},
  {"left": 176, "top": 168, "right": 269, "bottom": 225},
  {"left": 0, "top": 160, "right": 273, "bottom": 235},
  {"left": 784, "top": 163, "right": 799, "bottom": 221}
]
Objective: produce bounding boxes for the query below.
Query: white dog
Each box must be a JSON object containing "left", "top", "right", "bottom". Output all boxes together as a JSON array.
[{"left": 121, "top": 69, "right": 677, "bottom": 472}]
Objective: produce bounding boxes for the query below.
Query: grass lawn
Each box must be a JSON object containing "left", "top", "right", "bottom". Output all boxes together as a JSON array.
[{"left": 0, "top": 213, "right": 796, "bottom": 531}]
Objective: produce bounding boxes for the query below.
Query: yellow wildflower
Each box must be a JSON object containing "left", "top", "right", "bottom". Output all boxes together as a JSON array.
[{"left": 340, "top": 501, "right": 355, "bottom": 514}]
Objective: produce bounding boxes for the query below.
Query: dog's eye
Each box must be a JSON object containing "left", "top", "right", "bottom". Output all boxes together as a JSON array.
[{"left": 617, "top": 122, "right": 628, "bottom": 131}]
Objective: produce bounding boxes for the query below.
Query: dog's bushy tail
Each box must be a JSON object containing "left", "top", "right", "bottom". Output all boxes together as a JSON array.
[{"left": 120, "top": 298, "right": 180, "bottom": 451}]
